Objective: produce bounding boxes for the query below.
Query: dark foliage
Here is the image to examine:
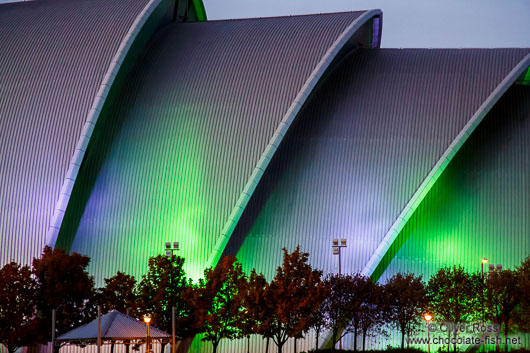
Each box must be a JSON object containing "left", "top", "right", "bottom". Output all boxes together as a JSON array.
[
  {"left": 0, "top": 262, "right": 39, "bottom": 353},
  {"left": 32, "top": 246, "right": 95, "bottom": 350}
]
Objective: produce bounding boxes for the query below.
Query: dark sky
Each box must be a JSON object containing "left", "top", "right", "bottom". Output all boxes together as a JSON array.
[{"left": 203, "top": 0, "right": 530, "bottom": 48}]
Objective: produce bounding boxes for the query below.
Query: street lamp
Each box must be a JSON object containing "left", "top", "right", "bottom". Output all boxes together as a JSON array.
[
  {"left": 332, "top": 238, "right": 347, "bottom": 349},
  {"left": 144, "top": 316, "right": 151, "bottom": 353},
  {"left": 424, "top": 314, "right": 432, "bottom": 353}
]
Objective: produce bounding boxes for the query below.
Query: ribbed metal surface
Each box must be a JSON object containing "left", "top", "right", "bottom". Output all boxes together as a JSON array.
[
  {"left": 377, "top": 83, "right": 530, "bottom": 351},
  {"left": 0, "top": 0, "right": 151, "bottom": 267},
  {"left": 233, "top": 49, "right": 530, "bottom": 280},
  {"left": 61, "top": 12, "right": 370, "bottom": 284},
  {"left": 380, "top": 83, "right": 530, "bottom": 279}
]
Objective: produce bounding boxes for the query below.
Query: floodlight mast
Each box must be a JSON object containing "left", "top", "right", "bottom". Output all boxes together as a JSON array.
[
  {"left": 164, "top": 241, "right": 180, "bottom": 353},
  {"left": 332, "top": 238, "right": 347, "bottom": 349},
  {"left": 332, "top": 238, "right": 347, "bottom": 276}
]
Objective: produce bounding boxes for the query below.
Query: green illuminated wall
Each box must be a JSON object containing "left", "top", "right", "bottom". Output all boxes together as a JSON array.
[
  {"left": 57, "top": 12, "right": 373, "bottom": 285},
  {"left": 380, "top": 84, "right": 530, "bottom": 281}
]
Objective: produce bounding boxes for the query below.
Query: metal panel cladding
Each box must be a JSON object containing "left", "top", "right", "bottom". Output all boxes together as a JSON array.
[
  {"left": 233, "top": 49, "right": 530, "bottom": 283},
  {"left": 380, "top": 84, "right": 530, "bottom": 283},
  {"left": 59, "top": 12, "right": 370, "bottom": 283},
  {"left": 0, "top": 0, "right": 151, "bottom": 267}
]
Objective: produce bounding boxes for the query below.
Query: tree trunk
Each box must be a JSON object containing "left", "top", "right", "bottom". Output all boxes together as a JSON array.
[
  {"left": 447, "top": 330, "right": 451, "bottom": 353},
  {"left": 333, "top": 329, "right": 338, "bottom": 349},
  {"left": 7, "top": 345, "right": 16, "bottom": 353},
  {"left": 362, "top": 328, "right": 367, "bottom": 352},
  {"left": 212, "top": 341, "right": 219, "bottom": 353},
  {"left": 247, "top": 335, "right": 250, "bottom": 353},
  {"left": 293, "top": 338, "right": 297, "bottom": 353},
  {"left": 265, "top": 337, "right": 270, "bottom": 353},
  {"left": 125, "top": 340, "right": 130, "bottom": 353},
  {"left": 401, "top": 331, "right": 405, "bottom": 349},
  {"left": 277, "top": 340, "right": 283, "bottom": 353},
  {"left": 454, "top": 329, "right": 457, "bottom": 353},
  {"left": 315, "top": 327, "right": 320, "bottom": 351},
  {"left": 504, "top": 323, "right": 509, "bottom": 352},
  {"left": 354, "top": 323, "right": 358, "bottom": 352},
  {"left": 111, "top": 343, "right": 115, "bottom": 353}
]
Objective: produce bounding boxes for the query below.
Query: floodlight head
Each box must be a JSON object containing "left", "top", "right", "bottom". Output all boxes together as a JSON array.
[
  {"left": 144, "top": 316, "right": 151, "bottom": 323},
  {"left": 489, "top": 264, "right": 495, "bottom": 271},
  {"left": 496, "top": 264, "right": 502, "bottom": 271},
  {"left": 173, "top": 241, "right": 179, "bottom": 249},
  {"left": 482, "top": 258, "right": 488, "bottom": 264},
  {"left": 165, "top": 251, "right": 172, "bottom": 258},
  {"left": 332, "top": 239, "right": 338, "bottom": 246},
  {"left": 333, "top": 247, "right": 339, "bottom": 255},
  {"left": 165, "top": 242, "right": 171, "bottom": 249},
  {"left": 341, "top": 238, "right": 347, "bottom": 246},
  {"left": 424, "top": 313, "right": 432, "bottom": 321}
]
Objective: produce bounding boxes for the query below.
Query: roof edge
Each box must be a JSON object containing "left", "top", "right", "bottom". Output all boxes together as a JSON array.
[
  {"left": 205, "top": 9, "right": 383, "bottom": 268},
  {"left": 45, "top": 0, "right": 173, "bottom": 248},
  {"left": 361, "top": 52, "right": 530, "bottom": 281},
  {"left": 192, "top": 0, "right": 207, "bottom": 21}
]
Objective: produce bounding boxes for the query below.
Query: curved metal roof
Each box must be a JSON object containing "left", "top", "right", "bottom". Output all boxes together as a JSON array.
[
  {"left": 230, "top": 48, "right": 530, "bottom": 279},
  {"left": 380, "top": 83, "right": 530, "bottom": 280},
  {"left": 57, "top": 11, "right": 382, "bottom": 281},
  {"left": 0, "top": 0, "right": 165, "bottom": 267}
]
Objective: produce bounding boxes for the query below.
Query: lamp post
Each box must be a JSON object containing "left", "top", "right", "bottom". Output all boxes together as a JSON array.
[
  {"left": 481, "top": 258, "right": 488, "bottom": 352},
  {"left": 144, "top": 316, "right": 151, "bottom": 353},
  {"left": 424, "top": 314, "right": 432, "bottom": 353},
  {"left": 332, "top": 238, "right": 347, "bottom": 350},
  {"left": 165, "top": 242, "right": 179, "bottom": 353}
]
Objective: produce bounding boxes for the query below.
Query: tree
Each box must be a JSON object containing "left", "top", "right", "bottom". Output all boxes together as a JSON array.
[
  {"left": 485, "top": 269, "right": 520, "bottom": 351},
  {"left": 358, "top": 281, "right": 386, "bottom": 352},
  {"left": 33, "top": 246, "right": 95, "bottom": 352},
  {"left": 239, "top": 270, "right": 268, "bottom": 353},
  {"left": 0, "top": 262, "right": 39, "bottom": 353},
  {"left": 193, "top": 256, "right": 247, "bottom": 353},
  {"left": 384, "top": 272, "right": 427, "bottom": 349},
  {"left": 262, "top": 246, "right": 326, "bottom": 353},
  {"left": 427, "top": 266, "right": 481, "bottom": 352},
  {"left": 321, "top": 273, "right": 368, "bottom": 350},
  {"left": 136, "top": 255, "right": 194, "bottom": 341},
  {"left": 515, "top": 257, "right": 530, "bottom": 333},
  {"left": 98, "top": 271, "right": 137, "bottom": 314},
  {"left": 308, "top": 292, "right": 328, "bottom": 351}
]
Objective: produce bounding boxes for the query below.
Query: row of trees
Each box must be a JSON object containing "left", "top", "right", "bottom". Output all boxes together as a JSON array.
[{"left": 1, "top": 246, "right": 530, "bottom": 353}]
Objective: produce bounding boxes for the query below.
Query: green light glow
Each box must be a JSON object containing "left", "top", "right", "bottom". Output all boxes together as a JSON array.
[
  {"left": 517, "top": 66, "right": 530, "bottom": 86},
  {"left": 192, "top": 0, "right": 207, "bottom": 21},
  {"left": 379, "top": 85, "right": 530, "bottom": 283}
]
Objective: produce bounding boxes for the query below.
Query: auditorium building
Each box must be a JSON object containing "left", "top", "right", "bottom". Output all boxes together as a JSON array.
[{"left": 1, "top": 0, "right": 529, "bottom": 351}]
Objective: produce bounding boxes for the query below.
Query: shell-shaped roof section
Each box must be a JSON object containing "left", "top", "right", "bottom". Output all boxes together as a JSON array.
[
  {"left": 58, "top": 11, "right": 382, "bottom": 282},
  {"left": 0, "top": 0, "right": 159, "bottom": 267},
  {"left": 230, "top": 48, "right": 530, "bottom": 280}
]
